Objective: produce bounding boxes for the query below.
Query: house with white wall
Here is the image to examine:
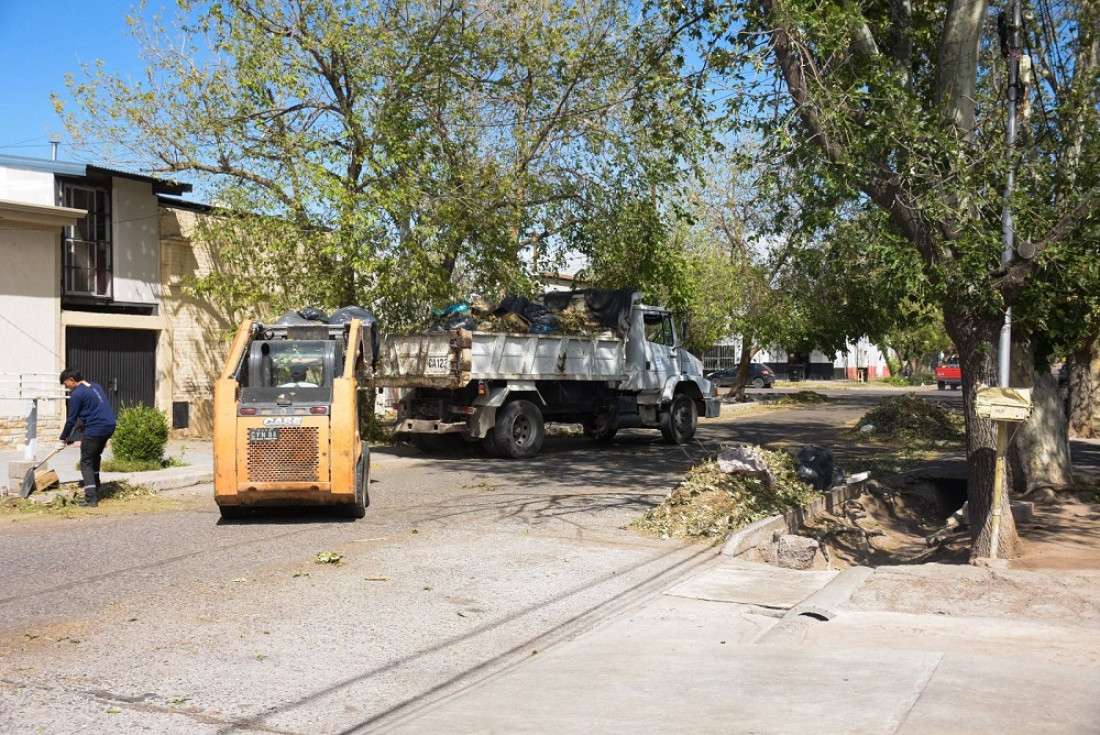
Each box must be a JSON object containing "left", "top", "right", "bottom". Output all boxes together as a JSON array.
[
  {"left": 703, "top": 336, "right": 892, "bottom": 382},
  {"left": 0, "top": 154, "right": 192, "bottom": 448}
]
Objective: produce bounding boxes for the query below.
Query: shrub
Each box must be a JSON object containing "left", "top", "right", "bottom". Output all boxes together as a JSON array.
[{"left": 111, "top": 404, "right": 169, "bottom": 464}]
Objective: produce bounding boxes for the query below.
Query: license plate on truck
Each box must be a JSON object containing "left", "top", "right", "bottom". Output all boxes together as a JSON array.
[
  {"left": 248, "top": 428, "right": 280, "bottom": 442},
  {"left": 426, "top": 356, "right": 449, "bottom": 374}
]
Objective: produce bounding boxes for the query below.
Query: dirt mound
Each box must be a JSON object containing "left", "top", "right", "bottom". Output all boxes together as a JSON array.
[{"left": 803, "top": 482, "right": 970, "bottom": 567}]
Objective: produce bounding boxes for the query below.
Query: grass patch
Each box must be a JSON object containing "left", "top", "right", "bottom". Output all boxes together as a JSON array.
[
  {"left": 100, "top": 456, "right": 187, "bottom": 473},
  {"left": 0, "top": 481, "right": 159, "bottom": 517},
  {"left": 856, "top": 393, "right": 964, "bottom": 446},
  {"left": 634, "top": 447, "right": 818, "bottom": 543}
]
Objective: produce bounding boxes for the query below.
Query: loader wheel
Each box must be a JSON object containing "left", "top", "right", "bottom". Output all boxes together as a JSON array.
[
  {"left": 660, "top": 394, "right": 697, "bottom": 445},
  {"left": 493, "top": 399, "right": 544, "bottom": 459},
  {"left": 344, "top": 446, "right": 370, "bottom": 519},
  {"left": 218, "top": 505, "right": 247, "bottom": 521}
]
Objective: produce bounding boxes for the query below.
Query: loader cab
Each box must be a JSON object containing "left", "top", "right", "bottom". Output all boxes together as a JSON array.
[{"left": 237, "top": 325, "right": 348, "bottom": 408}]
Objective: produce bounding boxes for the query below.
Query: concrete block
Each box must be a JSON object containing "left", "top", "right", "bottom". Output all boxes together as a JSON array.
[{"left": 776, "top": 534, "right": 820, "bottom": 570}]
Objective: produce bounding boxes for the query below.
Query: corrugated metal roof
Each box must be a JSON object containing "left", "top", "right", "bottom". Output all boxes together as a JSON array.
[{"left": 0, "top": 154, "right": 192, "bottom": 196}]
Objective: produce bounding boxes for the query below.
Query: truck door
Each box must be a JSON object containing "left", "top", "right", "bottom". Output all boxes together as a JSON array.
[{"left": 643, "top": 313, "right": 680, "bottom": 388}]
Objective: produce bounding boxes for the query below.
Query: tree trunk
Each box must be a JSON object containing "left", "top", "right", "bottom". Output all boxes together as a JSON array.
[
  {"left": 1008, "top": 337, "right": 1073, "bottom": 494},
  {"left": 945, "top": 309, "right": 1020, "bottom": 560},
  {"left": 729, "top": 339, "right": 758, "bottom": 402},
  {"left": 1067, "top": 335, "right": 1098, "bottom": 438}
]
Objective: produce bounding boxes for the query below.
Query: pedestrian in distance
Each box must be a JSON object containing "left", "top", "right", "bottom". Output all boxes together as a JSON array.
[{"left": 59, "top": 368, "right": 117, "bottom": 507}]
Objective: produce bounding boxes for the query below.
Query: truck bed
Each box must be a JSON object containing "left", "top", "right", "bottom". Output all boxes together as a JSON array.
[{"left": 375, "top": 329, "right": 626, "bottom": 390}]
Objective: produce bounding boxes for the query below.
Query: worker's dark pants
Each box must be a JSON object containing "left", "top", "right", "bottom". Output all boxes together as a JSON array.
[{"left": 80, "top": 433, "right": 112, "bottom": 494}]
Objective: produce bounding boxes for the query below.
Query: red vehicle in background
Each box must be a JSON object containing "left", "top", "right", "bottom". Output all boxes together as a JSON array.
[{"left": 935, "top": 357, "right": 962, "bottom": 391}]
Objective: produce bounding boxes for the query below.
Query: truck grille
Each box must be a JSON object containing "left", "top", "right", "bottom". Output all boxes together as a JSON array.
[{"left": 247, "top": 427, "right": 321, "bottom": 482}]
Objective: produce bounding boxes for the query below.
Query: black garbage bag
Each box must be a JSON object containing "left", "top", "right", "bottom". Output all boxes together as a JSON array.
[
  {"left": 298, "top": 307, "right": 330, "bottom": 323},
  {"left": 272, "top": 310, "right": 312, "bottom": 326},
  {"left": 528, "top": 312, "right": 560, "bottom": 333},
  {"left": 494, "top": 295, "right": 532, "bottom": 318},
  {"left": 794, "top": 445, "right": 838, "bottom": 491},
  {"left": 330, "top": 305, "right": 381, "bottom": 367},
  {"left": 427, "top": 313, "right": 477, "bottom": 333},
  {"left": 542, "top": 287, "right": 637, "bottom": 335}
]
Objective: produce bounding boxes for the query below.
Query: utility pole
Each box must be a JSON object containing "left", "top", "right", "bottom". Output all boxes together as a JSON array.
[{"left": 990, "top": 0, "right": 1023, "bottom": 558}]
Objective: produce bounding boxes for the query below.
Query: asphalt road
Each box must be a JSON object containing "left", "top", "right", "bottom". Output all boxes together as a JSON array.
[{"left": 0, "top": 385, "right": 952, "bottom": 734}]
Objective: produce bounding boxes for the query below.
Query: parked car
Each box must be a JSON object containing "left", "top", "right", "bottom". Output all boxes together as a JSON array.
[{"left": 706, "top": 363, "right": 775, "bottom": 389}]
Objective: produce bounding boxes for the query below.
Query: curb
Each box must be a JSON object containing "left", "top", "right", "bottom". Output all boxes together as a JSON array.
[
  {"left": 753, "top": 565, "right": 873, "bottom": 645},
  {"left": 720, "top": 480, "right": 867, "bottom": 558}
]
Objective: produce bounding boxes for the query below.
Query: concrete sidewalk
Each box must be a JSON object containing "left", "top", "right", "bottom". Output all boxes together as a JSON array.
[
  {"left": 377, "top": 558, "right": 1100, "bottom": 734},
  {"left": 1, "top": 437, "right": 213, "bottom": 496}
]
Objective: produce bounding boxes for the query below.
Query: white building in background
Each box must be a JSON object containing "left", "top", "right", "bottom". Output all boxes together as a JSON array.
[
  {"left": 703, "top": 336, "right": 892, "bottom": 381},
  {"left": 0, "top": 153, "right": 193, "bottom": 449}
]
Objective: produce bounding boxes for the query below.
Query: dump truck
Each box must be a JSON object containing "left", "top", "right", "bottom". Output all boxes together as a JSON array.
[
  {"left": 213, "top": 315, "right": 374, "bottom": 519},
  {"left": 375, "top": 291, "right": 720, "bottom": 458}
]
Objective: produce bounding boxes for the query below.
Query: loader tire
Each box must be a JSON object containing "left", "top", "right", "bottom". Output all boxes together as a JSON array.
[{"left": 344, "top": 446, "right": 370, "bottom": 519}]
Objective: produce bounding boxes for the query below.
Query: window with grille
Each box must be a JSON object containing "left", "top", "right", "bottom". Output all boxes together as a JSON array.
[{"left": 61, "top": 184, "right": 112, "bottom": 298}]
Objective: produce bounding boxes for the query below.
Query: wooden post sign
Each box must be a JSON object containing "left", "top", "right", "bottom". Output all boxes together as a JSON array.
[{"left": 975, "top": 387, "right": 1033, "bottom": 423}]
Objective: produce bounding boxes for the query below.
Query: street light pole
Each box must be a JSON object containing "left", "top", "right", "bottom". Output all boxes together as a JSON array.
[{"left": 991, "top": 0, "right": 1023, "bottom": 559}]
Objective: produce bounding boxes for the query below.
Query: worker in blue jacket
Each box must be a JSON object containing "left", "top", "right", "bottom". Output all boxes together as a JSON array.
[{"left": 59, "top": 369, "right": 117, "bottom": 507}]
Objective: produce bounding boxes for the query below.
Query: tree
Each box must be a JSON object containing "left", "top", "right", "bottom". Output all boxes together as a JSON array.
[
  {"left": 673, "top": 0, "right": 1100, "bottom": 558},
  {"left": 58, "top": 0, "right": 696, "bottom": 327}
]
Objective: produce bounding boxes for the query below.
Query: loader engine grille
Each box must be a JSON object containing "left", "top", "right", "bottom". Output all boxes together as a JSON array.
[{"left": 247, "top": 427, "right": 321, "bottom": 482}]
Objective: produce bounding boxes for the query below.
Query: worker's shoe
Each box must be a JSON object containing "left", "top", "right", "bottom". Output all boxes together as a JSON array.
[{"left": 78, "top": 487, "right": 98, "bottom": 507}]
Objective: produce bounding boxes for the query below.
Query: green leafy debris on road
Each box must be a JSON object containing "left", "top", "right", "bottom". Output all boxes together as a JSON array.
[
  {"left": 314, "top": 551, "right": 343, "bottom": 565},
  {"left": 634, "top": 447, "right": 817, "bottom": 543},
  {"left": 856, "top": 393, "right": 964, "bottom": 445},
  {"left": 776, "top": 390, "right": 829, "bottom": 405}
]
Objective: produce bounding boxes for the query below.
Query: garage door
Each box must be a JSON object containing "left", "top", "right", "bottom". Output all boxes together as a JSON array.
[{"left": 65, "top": 327, "right": 157, "bottom": 415}]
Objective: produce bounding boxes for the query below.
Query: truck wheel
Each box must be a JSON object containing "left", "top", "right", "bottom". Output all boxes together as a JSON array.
[
  {"left": 493, "top": 399, "right": 545, "bottom": 459},
  {"left": 344, "top": 447, "right": 370, "bottom": 519},
  {"left": 660, "top": 394, "right": 697, "bottom": 444},
  {"left": 481, "top": 434, "right": 500, "bottom": 457},
  {"left": 411, "top": 433, "right": 457, "bottom": 453},
  {"left": 937, "top": 381, "right": 945, "bottom": 390},
  {"left": 582, "top": 416, "right": 617, "bottom": 443}
]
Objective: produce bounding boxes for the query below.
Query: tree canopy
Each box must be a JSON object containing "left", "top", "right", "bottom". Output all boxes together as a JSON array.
[{"left": 59, "top": 0, "right": 700, "bottom": 326}]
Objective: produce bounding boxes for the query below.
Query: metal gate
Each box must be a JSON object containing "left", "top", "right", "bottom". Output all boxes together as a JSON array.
[{"left": 65, "top": 327, "right": 157, "bottom": 415}]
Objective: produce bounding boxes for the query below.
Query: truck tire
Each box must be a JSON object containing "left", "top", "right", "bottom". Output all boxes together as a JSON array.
[
  {"left": 481, "top": 434, "right": 500, "bottom": 457},
  {"left": 412, "top": 433, "right": 459, "bottom": 453},
  {"left": 582, "top": 416, "right": 617, "bottom": 443},
  {"left": 938, "top": 381, "right": 945, "bottom": 390},
  {"left": 660, "top": 394, "right": 697, "bottom": 444},
  {"left": 493, "top": 399, "right": 545, "bottom": 459}
]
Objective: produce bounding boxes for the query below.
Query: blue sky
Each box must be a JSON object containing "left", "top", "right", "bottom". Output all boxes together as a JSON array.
[{"left": 0, "top": 2, "right": 149, "bottom": 161}]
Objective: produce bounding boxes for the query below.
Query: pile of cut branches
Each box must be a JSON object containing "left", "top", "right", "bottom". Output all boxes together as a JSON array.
[
  {"left": 634, "top": 447, "right": 817, "bottom": 543},
  {"left": 857, "top": 393, "right": 964, "bottom": 445}
]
